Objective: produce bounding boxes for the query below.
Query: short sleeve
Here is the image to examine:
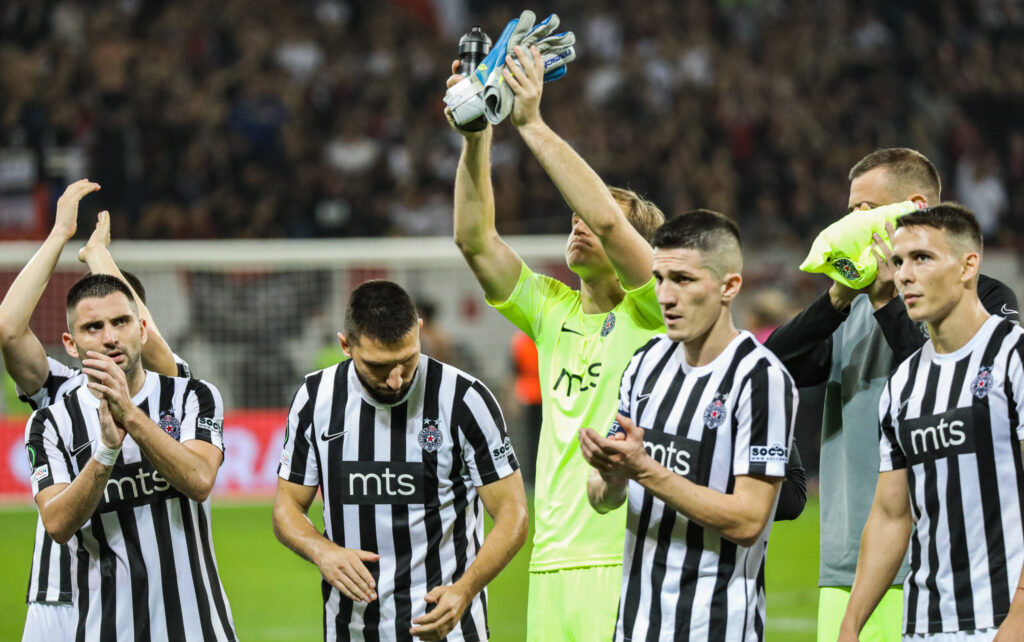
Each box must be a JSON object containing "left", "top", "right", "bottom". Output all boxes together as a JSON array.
[
  {"left": 878, "top": 379, "right": 906, "bottom": 471},
  {"left": 25, "top": 409, "right": 71, "bottom": 496},
  {"left": 732, "top": 365, "right": 796, "bottom": 478},
  {"left": 180, "top": 379, "right": 225, "bottom": 451},
  {"left": 17, "top": 357, "right": 80, "bottom": 411},
  {"left": 172, "top": 353, "right": 192, "bottom": 379},
  {"left": 610, "top": 343, "right": 651, "bottom": 436},
  {"left": 278, "top": 379, "right": 320, "bottom": 487},
  {"left": 1007, "top": 341, "right": 1024, "bottom": 442},
  {"left": 454, "top": 379, "right": 519, "bottom": 487},
  {"left": 487, "top": 262, "right": 576, "bottom": 341},
  {"left": 621, "top": 278, "right": 663, "bottom": 328}
]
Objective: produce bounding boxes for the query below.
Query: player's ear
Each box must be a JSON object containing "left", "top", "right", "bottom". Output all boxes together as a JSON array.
[
  {"left": 909, "top": 193, "right": 928, "bottom": 209},
  {"left": 418, "top": 318, "right": 424, "bottom": 330},
  {"left": 721, "top": 273, "right": 742, "bottom": 302},
  {"left": 338, "top": 332, "right": 353, "bottom": 357},
  {"left": 62, "top": 332, "right": 79, "bottom": 360},
  {"left": 138, "top": 317, "right": 148, "bottom": 345},
  {"left": 961, "top": 250, "right": 981, "bottom": 283}
]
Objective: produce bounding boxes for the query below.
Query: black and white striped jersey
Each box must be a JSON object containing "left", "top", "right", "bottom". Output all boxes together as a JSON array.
[
  {"left": 21, "top": 356, "right": 191, "bottom": 606},
  {"left": 25, "top": 370, "right": 234, "bottom": 642},
  {"left": 612, "top": 332, "right": 796, "bottom": 642},
  {"left": 278, "top": 357, "right": 519, "bottom": 642},
  {"left": 879, "top": 315, "right": 1024, "bottom": 635}
]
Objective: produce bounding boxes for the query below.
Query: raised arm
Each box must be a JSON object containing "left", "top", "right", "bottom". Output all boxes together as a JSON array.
[
  {"left": 446, "top": 63, "right": 524, "bottom": 303},
  {"left": 77, "top": 211, "right": 179, "bottom": 376},
  {"left": 838, "top": 469, "right": 913, "bottom": 640},
  {"left": 504, "top": 45, "right": 653, "bottom": 290},
  {"left": 0, "top": 180, "right": 99, "bottom": 394}
]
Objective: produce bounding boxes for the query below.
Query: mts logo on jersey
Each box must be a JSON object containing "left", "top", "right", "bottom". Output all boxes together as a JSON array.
[
  {"left": 552, "top": 362, "right": 602, "bottom": 397},
  {"left": 337, "top": 462, "right": 427, "bottom": 505},
  {"left": 900, "top": 407, "right": 975, "bottom": 465},
  {"left": 97, "top": 460, "right": 183, "bottom": 513},
  {"left": 642, "top": 430, "right": 700, "bottom": 481}
]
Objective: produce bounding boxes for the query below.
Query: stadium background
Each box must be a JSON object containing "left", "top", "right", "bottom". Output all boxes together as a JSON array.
[{"left": 1, "top": 0, "right": 1022, "bottom": 640}]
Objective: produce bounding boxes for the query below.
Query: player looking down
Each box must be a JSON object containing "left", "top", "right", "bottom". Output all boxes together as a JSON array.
[{"left": 274, "top": 280, "right": 528, "bottom": 641}]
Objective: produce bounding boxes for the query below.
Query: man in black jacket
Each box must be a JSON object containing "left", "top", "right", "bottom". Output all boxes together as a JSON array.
[{"left": 764, "top": 148, "right": 1018, "bottom": 642}]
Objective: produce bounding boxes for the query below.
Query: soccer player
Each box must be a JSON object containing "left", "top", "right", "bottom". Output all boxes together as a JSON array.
[
  {"left": 447, "top": 45, "right": 805, "bottom": 640},
  {"left": 446, "top": 46, "right": 666, "bottom": 640},
  {"left": 579, "top": 210, "right": 796, "bottom": 641},
  {"left": 273, "top": 280, "right": 528, "bottom": 642},
  {"left": 763, "top": 149, "right": 1019, "bottom": 642},
  {"left": 838, "top": 203, "right": 1024, "bottom": 641},
  {"left": 26, "top": 273, "right": 234, "bottom": 640},
  {"left": 0, "top": 180, "right": 189, "bottom": 642}
]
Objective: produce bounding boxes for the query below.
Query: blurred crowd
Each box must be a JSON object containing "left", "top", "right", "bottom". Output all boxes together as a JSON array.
[{"left": 0, "top": 0, "right": 1021, "bottom": 246}]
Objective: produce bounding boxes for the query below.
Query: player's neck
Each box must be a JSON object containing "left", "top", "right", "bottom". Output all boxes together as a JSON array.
[
  {"left": 927, "top": 294, "right": 990, "bottom": 354},
  {"left": 683, "top": 310, "right": 739, "bottom": 367},
  {"left": 579, "top": 274, "right": 624, "bottom": 314}
]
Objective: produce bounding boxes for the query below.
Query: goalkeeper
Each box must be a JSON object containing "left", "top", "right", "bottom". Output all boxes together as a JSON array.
[{"left": 447, "top": 43, "right": 664, "bottom": 640}]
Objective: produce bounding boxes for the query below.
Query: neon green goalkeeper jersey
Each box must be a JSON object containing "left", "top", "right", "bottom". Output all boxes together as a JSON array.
[{"left": 489, "top": 263, "right": 664, "bottom": 571}]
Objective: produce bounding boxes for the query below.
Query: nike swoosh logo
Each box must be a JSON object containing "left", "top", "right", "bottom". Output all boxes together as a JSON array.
[
  {"left": 71, "top": 441, "right": 92, "bottom": 458},
  {"left": 896, "top": 397, "right": 913, "bottom": 414},
  {"left": 1001, "top": 304, "right": 1019, "bottom": 317},
  {"left": 320, "top": 429, "right": 349, "bottom": 442},
  {"left": 636, "top": 393, "right": 652, "bottom": 403},
  {"left": 560, "top": 324, "right": 584, "bottom": 336}
]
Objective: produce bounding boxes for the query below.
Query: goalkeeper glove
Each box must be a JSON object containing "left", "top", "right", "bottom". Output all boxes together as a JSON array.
[
  {"left": 799, "top": 200, "right": 923, "bottom": 289},
  {"left": 481, "top": 27, "right": 577, "bottom": 125}
]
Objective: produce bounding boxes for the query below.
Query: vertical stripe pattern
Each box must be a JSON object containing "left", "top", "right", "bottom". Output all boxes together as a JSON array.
[
  {"left": 878, "top": 316, "right": 1024, "bottom": 634},
  {"left": 278, "top": 357, "right": 519, "bottom": 641},
  {"left": 612, "top": 332, "right": 797, "bottom": 642}
]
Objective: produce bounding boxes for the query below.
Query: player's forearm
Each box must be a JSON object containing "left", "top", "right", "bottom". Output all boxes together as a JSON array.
[
  {"left": 123, "top": 411, "right": 218, "bottom": 501},
  {"left": 587, "top": 469, "right": 627, "bottom": 514},
  {"left": 453, "top": 129, "right": 497, "bottom": 257},
  {"left": 272, "top": 496, "right": 333, "bottom": 566},
  {"left": 39, "top": 460, "right": 113, "bottom": 543},
  {"left": 840, "top": 508, "right": 912, "bottom": 634},
  {"left": 454, "top": 498, "right": 527, "bottom": 598},
  {"left": 516, "top": 120, "right": 653, "bottom": 289},
  {"left": 633, "top": 462, "right": 773, "bottom": 547},
  {"left": 0, "top": 232, "right": 68, "bottom": 335}
]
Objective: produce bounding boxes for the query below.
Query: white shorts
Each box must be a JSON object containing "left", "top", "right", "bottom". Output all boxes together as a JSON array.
[
  {"left": 22, "top": 602, "right": 75, "bottom": 642},
  {"left": 904, "top": 629, "right": 996, "bottom": 642}
]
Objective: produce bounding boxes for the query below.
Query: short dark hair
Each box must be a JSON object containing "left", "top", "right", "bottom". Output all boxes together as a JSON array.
[
  {"left": 66, "top": 274, "right": 138, "bottom": 320},
  {"left": 896, "top": 202, "right": 983, "bottom": 254},
  {"left": 345, "top": 280, "right": 418, "bottom": 345},
  {"left": 849, "top": 148, "right": 941, "bottom": 203},
  {"left": 652, "top": 209, "right": 743, "bottom": 275}
]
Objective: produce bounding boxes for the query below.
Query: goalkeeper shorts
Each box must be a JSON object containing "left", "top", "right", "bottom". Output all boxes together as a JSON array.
[{"left": 526, "top": 565, "right": 621, "bottom": 642}]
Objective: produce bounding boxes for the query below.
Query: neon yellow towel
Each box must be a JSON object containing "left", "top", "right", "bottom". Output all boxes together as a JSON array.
[{"left": 799, "top": 201, "right": 922, "bottom": 289}]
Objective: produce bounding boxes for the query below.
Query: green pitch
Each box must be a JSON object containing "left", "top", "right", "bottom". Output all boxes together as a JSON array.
[{"left": 0, "top": 496, "right": 818, "bottom": 641}]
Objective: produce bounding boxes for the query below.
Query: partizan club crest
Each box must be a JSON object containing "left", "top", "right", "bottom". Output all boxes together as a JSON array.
[
  {"left": 418, "top": 418, "right": 444, "bottom": 453},
  {"left": 832, "top": 258, "right": 861, "bottom": 282},
  {"left": 601, "top": 312, "right": 616, "bottom": 337},
  {"left": 703, "top": 392, "right": 729, "bottom": 429},
  {"left": 971, "top": 366, "right": 994, "bottom": 399},
  {"left": 159, "top": 411, "right": 182, "bottom": 440}
]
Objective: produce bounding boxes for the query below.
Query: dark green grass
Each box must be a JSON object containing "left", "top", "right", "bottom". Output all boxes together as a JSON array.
[{"left": 0, "top": 496, "right": 818, "bottom": 641}]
